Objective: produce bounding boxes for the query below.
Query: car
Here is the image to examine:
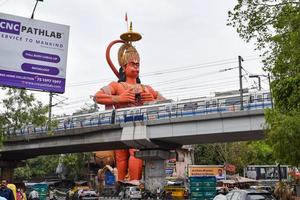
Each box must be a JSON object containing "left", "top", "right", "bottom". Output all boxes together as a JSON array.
[
  {"left": 71, "top": 189, "right": 98, "bottom": 200},
  {"left": 226, "top": 189, "right": 276, "bottom": 200},
  {"left": 124, "top": 186, "right": 142, "bottom": 200},
  {"left": 250, "top": 186, "right": 274, "bottom": 193}
]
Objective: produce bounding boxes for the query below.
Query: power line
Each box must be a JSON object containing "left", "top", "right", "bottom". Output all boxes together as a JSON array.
[
  {"left": 59, "top": 77, "right": 239, "bottom": 107},
  {"left": 162, "top": 82, "right": 238, "bottom": 96},
  {"left": 159, "top": 79, "right": 237, "bottom": 92},
  {"left": 66, "top": 56, "right": 260, "bottom": 88}
]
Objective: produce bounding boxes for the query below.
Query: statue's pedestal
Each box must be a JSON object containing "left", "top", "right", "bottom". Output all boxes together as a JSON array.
[{"left": 135, "top": 149, "right": 175, "bottom": 192}]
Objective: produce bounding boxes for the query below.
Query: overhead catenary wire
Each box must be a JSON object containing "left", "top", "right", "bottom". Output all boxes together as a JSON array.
[
  {"left": 58, "top": 82, "right": 240, "bottom": 111},
  {"left": 59, "top": 77, "right": 239, "bottom": 107},
  {"left": 51, "top": 55, "right": 262, "bottom": 115},
  {"left": 60, "top": 72, "right": 239, "bottom": 108},
  {"left": 163, "top": 82, "right": 239, "bottom": 97},
  {"left": 55, "top": 69, "right": 245, "bottom": 107},
  {"left": 66, "top": 56, "right": 260, "bottom": 88}
]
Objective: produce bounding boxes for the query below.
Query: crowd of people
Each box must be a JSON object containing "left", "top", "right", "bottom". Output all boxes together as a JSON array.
[{"left": 0, "top": 180, "right": 41, "bottom": 200}]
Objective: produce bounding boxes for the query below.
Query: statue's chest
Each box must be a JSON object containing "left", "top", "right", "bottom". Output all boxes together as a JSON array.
[{"left": 117, "top": 83, "right": 144, "bottom": 94}]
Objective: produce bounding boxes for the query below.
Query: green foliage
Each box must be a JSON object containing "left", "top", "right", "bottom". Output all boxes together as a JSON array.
[
  {"left": 13, "top": 153, "right": 92, "bottom": 181},
  {"left": 194, "top": 141, "right": 274, "bottom": 174},
  {"left": 265, "top": 110, "right": 300, "bottom": 166},
  {"left": 62, "top": 153, "right": 92, "bottom": 180},
  {"left": 228, "top": 0, "right": 300, "bottom": 166},
  {"left": 0, "top": 88, "right": 48, "bottom": 136},
  {"left": 14, "top": 155, "right": 60, "bottom": 181}
]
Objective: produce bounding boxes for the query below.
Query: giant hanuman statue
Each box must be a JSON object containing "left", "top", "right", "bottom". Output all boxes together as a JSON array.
[{"left": 94, "top": 22, "right": 164, "bottom": 181}]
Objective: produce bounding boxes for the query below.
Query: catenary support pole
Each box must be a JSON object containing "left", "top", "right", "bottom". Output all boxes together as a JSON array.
[{"left": 238, "top": 56, "right": 244, "bottom": 110}]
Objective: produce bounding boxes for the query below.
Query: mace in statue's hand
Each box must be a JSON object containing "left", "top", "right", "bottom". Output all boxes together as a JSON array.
[{"left": 141, "top": 92, "right": 155, "bottom": 103}]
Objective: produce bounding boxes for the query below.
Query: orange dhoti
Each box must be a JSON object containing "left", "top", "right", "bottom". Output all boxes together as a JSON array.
[{"left": 115, "top": 149, "right": 143, "bottom": 181}]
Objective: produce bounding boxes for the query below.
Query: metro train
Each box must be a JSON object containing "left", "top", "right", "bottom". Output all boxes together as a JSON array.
[{"left": 9, "top": 90, "right": 272, "bottom": 135}]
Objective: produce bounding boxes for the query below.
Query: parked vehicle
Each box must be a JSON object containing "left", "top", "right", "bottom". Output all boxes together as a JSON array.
[
  {"left": 124, "top": 186, "right": 141, "bottom": 200},
  {"left": 250, "top": 185, "right": 274, "bottom": 193},
  {"left": 226, "top": 189, "right": 276, "bottom": 200},
  {"left": 76, "top": 189, "right": 98, "bottom": 200}
]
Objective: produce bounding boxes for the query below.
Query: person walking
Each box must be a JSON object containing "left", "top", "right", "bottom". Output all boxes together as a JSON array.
[
  {"left": 16, "top": 189, "right": 24, "bottom": 200},
  {"left": 0, "top": 180, "right": 14, "bottom": 200},
  {"left": 28, "top": 189, "right": 39, "bottom": 200},
  {"left": 156, "top": 187, "right": 161, "bottom": 200}
]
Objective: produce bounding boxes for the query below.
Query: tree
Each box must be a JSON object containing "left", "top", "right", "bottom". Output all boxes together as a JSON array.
[
  {"left": 14, "top": 152, "right": 92, "bottom": 181},
  {"left": 0, "top": 88, "right": 48, "bottom": 136},
  {"left": 228, "top": 0, "right": 300, "bottom": 166},
  {"left": 6, "top": 93, "right": 94, "bottom": 180},
  {"left": 194, "top": 141, "right": 274, "bottom": 174},
  {"left": 14, "top": 155, "right": 60, "bottom": 181},
  {"left": 63, "top": 153, "right": 92, "bottom": 180}
]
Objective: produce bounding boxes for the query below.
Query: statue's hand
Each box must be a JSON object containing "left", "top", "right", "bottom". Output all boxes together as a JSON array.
[
  {"left": 118, "top": 88, "right": 135, "bottom": 103},
  {"left": 141, "top": 92, "right": 155, "bottom": 102}
]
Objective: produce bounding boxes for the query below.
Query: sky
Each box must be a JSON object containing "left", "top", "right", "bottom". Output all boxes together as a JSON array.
[{"left": 0, "top": 0, "right": 270, "bottom": 116}]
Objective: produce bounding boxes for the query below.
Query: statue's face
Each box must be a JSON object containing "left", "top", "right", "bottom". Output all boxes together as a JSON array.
[{"left": 124, "top": 60, "right": 140, "bottom": 79}]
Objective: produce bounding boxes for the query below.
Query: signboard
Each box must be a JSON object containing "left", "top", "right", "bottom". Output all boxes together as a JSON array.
[
  {"left": 165, "top": 159, "right": 176, "bottom": 179},
  {"left": 188, "top": 165, "right": 225, "bottom": 180},
  {"left": 244, "top": 165, "right": 289, "bottom": 180},
  {"left": 0, "top": 12, "right": 70, "bottom": 93}
]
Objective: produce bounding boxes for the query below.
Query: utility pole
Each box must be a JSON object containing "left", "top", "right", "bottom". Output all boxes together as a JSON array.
[
  {"left": 268, "top": 73, "right": 273, "bottom": 109},
  {"left": 257, "top": 76, "right": 261, "bottom": 91},
  {"left": 48, "top": 92, "right": 53, "bottom": 131},
  {"left": 249, "top": 74, "right": 273, "bottom": 109},
  {"left": 30, "top": 0, "right": 55, "bottom": 131},
  {"left": 48, "top": 94, "right": 68, "bottom": 131},
  {"left": 238, "top": 56, "right": 244, "bottom": 110},
  {"left": 30, "top": 0, "right": 43, "bottom": 19}
]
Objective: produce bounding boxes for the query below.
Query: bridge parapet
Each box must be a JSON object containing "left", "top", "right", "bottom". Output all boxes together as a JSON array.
[{"left": 3, "top": 100, "right": 271, "bottom": 141}]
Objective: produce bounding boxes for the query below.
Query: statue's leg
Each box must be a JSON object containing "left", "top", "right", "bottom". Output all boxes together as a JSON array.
[
  {"left": 115, "top": 149, "right": 130, "bottom": 181},
  {"left": 128, "top": 149, "right": 143, "bottom": 180}
]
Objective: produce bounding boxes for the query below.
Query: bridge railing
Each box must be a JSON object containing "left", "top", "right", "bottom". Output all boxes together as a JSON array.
[{"left": 3, "top": 98, "right": 272, "bottom": 138}]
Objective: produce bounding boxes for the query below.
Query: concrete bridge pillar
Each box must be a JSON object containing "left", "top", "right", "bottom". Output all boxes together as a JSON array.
[
  {"left": 1, "top": 167, "right": 14, "bottom": 182},
  {"left": 135, "top": 149, "right": 175, "bottom": 193},
  {"left": 0, "top": 160, "right": 24, "bottom": 182}
]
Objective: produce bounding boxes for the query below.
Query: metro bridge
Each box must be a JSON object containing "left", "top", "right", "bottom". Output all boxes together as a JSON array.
[
  {"left": 1, "top": 106, "right": 269, "bottom": 160},
  {"left": 0, "top": 98, "right": 271, "bottom": 181}
]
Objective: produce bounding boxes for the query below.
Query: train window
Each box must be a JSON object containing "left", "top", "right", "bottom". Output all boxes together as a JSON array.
[
  {"left": 177, "top": 103, "right": 185, "bottom": 108},
  {"left": 206, "top": 101, "right": 210, "bottom": 108},
  {"left": 100, "top": 114, "right": 106, "bottom": 119},
  {"left": 257, "top": 94, "right": 263, "bottom": 102},
  {"left": 141, "top": 108, "right": 147, "bottom": 113},
  {"left": 264, "top": 93, "right": 270, "bottom": 100},
  {"left": 116, "top": 110, "right": 125, "bottom": 116},
  {"left": 197, "top": 101, "right": 206, "bottom": 109},
  {"left": 206, "top": 100, "right": 216, "bottom": 108},
  {"left": 183, "top": 102, "right": 197, "bottom": 110},
  {"left": 170, "top": 104, "right": 177, "bottom": 112},
  {"left": 146, "top": 106, "right": 159, "bottom": 114},
  {"left": 158, "top": 106, "right": 166, "bottom": 111},
  {"left": 213, "top": 100, "right": 217, "bottom": 107},
  {"left": 225, "top": 97, "right": 240, "bottom": 106},
  {"left": 217, "top": 98, "right": 226, "bottom": 107}
]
